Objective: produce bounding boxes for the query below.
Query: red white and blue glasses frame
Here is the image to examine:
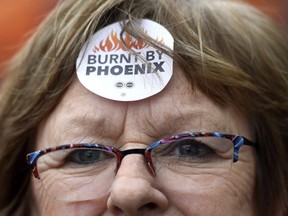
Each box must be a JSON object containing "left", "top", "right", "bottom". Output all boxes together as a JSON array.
[{"left": 26, "top": 131, "right": 257, "bottom": 179}]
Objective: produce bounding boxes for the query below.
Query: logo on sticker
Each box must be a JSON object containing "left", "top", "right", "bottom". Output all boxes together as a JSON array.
[{"left": 76, "top": 19, "right": 174, "bottom": 101}]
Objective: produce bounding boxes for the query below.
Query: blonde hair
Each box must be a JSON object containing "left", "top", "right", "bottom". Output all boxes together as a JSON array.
[{"left": 0, "top": 0, "right": 287, "bottom": 215}]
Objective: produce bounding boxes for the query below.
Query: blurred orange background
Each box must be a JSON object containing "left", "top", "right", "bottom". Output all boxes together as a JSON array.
[
  {"left": 0, "top": 0, "right": 287, "bottom": 81},
  {"left": 0, "top": 0, "right": 58, "bottom": 80}
]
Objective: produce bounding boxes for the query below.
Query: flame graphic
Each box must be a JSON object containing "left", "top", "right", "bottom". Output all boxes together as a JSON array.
[{"left": 93, "top": 31, "right": 164, "bottom": 52}]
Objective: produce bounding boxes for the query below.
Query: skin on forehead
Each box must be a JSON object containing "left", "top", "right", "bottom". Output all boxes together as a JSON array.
[
  {"left": 36, "top": 68, "right": 253, "bottom": 149},
  {"left": 32, "top": 67, "right": 256, "bottom": 215}
]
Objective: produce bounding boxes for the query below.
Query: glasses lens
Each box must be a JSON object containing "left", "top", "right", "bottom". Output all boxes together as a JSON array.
[
  {"left": 151, "top": 136, "right": 234, "bottom": 190},
  {"left": 36, "top": 148, "right": 117, "bottom": 201}
]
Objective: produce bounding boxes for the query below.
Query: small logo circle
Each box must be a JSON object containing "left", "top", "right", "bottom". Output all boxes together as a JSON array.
[
  {"left": 115, "top": 82, "right": 124, "bottom": 88},
  {"left": 125, "top": 82, "right": 134, "bottom": 88}
]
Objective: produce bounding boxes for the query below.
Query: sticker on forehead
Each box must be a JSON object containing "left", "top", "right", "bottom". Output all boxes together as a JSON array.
[{"left": 76, "top": 19, "right": 174, "bottom": 101}]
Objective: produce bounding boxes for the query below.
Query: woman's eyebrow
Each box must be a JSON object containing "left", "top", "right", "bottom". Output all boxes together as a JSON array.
[
  {"left": 170, "top": 114, "right": 226, "bottom": 132},
  {"left": 55, "top": 115, "right": 110, "bottom": 141}
]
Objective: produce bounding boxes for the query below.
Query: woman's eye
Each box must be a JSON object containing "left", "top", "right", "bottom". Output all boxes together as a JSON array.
[
  {"left": 178, "top": 139, "right": 213, "bottom": 158},
  {"left": 156, "top": 139, "right": 216, "bottom": 162},
  {"left": 65, "top": 149, "right": 102, "bottom": 165}
]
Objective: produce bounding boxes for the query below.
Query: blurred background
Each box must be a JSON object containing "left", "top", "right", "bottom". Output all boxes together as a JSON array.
[{"left": 0, "top": 0, "right": 287, "bottom": 82}]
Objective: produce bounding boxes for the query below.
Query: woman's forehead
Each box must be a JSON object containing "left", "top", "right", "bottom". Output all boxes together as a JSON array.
[
  {"left": 55, "top": 68, "right": 216, "bottom": 124},
  {"left": 35, "top": 69, "right": 252, "bottom": 148}
]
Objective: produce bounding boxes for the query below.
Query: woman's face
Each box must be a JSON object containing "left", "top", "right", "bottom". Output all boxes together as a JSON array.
[{"left": 31, "top": 68, "right": 256, "bottom": 216}]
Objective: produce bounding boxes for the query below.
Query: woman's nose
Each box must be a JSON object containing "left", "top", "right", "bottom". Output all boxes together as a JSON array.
[{"left": 107, "top": 154, "right": 168, "bottom": 215}]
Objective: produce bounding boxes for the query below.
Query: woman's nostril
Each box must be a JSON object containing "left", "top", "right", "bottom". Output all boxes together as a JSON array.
[
  {"left": 112, "top": 205, "right": 123, "bottom": 214},
  {"left": 143, "top": 202, "right": 158, "bottom": 210}
]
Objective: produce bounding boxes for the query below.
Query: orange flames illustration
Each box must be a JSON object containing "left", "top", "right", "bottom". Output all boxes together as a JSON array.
[{"left": 93, "top": 31, "right": 164, "bottom": 52}]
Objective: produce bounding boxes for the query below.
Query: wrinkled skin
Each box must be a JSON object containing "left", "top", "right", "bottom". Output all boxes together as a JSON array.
[{"left": 31, "top": 68, "right": 256, "bottom": 216}]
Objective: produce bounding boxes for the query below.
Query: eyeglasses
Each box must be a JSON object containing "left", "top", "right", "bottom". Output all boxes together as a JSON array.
[{"left": 26, "top": 132, "right": 256, "bottom": 202}]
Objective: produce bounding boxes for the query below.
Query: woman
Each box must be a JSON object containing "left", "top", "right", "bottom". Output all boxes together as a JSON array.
[{"left": 0, "top": 0, "right": 287, "bottom": 215}]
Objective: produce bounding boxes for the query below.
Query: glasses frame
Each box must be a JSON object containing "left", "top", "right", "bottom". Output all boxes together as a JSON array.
[{"left": 27, "top": 132, "right": 257, "bottom": 179}]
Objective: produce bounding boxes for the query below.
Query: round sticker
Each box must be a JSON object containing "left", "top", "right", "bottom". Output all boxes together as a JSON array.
[{"left": 76, "top": 19, "right": 174, "bottom": 101}]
